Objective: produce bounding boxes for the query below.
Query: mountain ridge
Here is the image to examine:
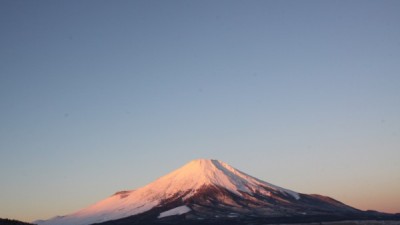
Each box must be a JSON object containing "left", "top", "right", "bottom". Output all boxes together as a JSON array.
[{"left": 36, "top": 159, "right": 399, "bottom": 225}]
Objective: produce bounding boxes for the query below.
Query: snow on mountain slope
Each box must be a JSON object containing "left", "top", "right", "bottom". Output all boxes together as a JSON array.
[
  {"left": 158, "top": 205, "right": 191, "bottom": 218},
  {"left": 144, "top": 159, "right": 299, "bottom": 200},
  {"left": 36, "top": 159, "right": 300, "bottom": 225}
]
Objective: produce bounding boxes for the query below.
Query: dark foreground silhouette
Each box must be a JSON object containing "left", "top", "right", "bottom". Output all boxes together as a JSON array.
[{"left": 0, "top": 218, "right": 34, "bottom": 225}]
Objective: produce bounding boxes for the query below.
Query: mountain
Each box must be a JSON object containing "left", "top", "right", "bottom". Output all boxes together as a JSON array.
[{"left": 36, "top": 159, "right": 399, "bottom": 225}]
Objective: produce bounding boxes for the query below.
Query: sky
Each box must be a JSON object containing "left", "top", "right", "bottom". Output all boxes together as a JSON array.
[{"left": 0, "top": 0, "right": 399, "bottom": 222}]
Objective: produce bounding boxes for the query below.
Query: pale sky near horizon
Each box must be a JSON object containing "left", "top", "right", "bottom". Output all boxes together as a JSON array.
[{"left": 1, "top": 0, "right": 400, "bottom": 222}]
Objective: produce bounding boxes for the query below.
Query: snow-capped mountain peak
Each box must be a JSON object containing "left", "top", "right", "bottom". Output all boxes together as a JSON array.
[
  {"left": 149, "top": 158, "right": 299, "bottom": 199},
  {"left": 37, "top": 159, "right": 365, "bottom": 225}
]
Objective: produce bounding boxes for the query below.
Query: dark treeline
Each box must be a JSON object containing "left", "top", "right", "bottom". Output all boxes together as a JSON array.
[{"left": 0, "top": 218, "right": 34, "bottom": 225}]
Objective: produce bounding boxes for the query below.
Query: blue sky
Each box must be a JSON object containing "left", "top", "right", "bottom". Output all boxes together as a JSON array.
[{"left": 1, "top": 0, "right": 400, "bottom": 222}]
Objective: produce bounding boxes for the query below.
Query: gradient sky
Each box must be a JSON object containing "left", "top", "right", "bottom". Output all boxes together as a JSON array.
[{"left": 1, "top": 0, "right": 400, "bottom": 222}]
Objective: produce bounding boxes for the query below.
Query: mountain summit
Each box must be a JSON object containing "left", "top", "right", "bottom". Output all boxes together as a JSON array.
[
  {"left": 36, "top": 159, "right": 393, "bottom": 225},
  {"left": 143, "top": 159, "right": 299, "bottom": 200}
]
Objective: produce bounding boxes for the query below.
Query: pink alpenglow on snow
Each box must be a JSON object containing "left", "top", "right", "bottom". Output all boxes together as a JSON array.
[
  {"left": 36, "top": 159, "right": 300, "bottom": 225},
  {"left": 36, "top": 159, "right": 373, "bottom": 225}
]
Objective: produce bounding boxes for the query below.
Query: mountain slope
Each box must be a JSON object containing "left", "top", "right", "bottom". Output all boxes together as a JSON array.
[{"left": 36, "top": 159, "right": 384, "bottom": 225}]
